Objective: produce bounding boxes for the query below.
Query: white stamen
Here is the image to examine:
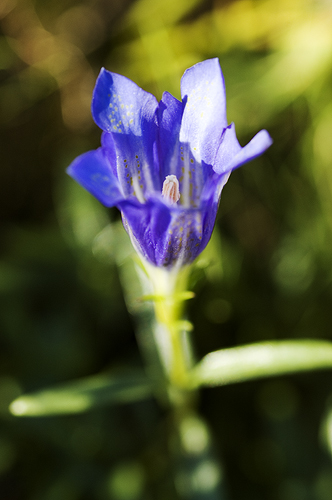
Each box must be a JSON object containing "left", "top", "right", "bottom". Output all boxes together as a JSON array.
[{"left": 162, "top": 175, "right": 180, "bottom": 204}]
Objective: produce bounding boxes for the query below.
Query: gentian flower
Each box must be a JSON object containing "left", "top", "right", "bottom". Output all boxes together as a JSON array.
[{"left": 67, "top": 59, "right": 272, "bottom": 268}]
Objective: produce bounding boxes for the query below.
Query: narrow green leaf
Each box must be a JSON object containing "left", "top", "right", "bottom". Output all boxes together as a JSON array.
[
  {"left": 190, "top": 340, "right": 332, "bottom": 387},
  {"left": 9, "top": 370, "right": 153, "bottom": 417}
]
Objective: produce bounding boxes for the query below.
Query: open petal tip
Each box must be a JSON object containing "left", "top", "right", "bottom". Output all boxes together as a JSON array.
[
  {"left": 180, "top": 58, "right": 226, "bottom": 112},
  {"left": 235, "top": 129, "right": 273, "bottom": 167},
  {"left": 67, "top": 149, "right": 123, "bottom": 208},
  {"left": 215, "top": 126, "right": 273, "bottom": 175},
  {"left": 254, "top": 129, "right": 273, "bottom": 150},
  {"left": 181, "top": 58, "right": 224, "bottom": 89},
  {"left": 179, "top": 58, "right": 228, "bottom": 166},
  {"left": 92, "top": 67, "right": 158, "bottom": 135}
]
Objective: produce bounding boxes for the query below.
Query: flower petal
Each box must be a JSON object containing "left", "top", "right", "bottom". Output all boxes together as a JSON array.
[
  {"left": 67, "top": 149, "right": 123, "bottom": 207},
  {"left": 157, "top": 91, "right": 215, "bottom": 209},
  {"left": 157, "top": 92, "right": 204, "bottom": 208},
  {"left": 92, "top": 68, "right": 160, "bottom": 200},
  {"left": 180, "top": 58, "right": 227, "bottom": 166},
  {"left": 120, "top": 194, "right": 220, "bottom": 267},
  {"left": 120, "top": 197, "right": 171, "bottom": 266},
  {"left": 92, "top": 68, "right": 158, "bottom": 136},
  {"left": 214, "top": 124, "right": 273, "bottom": 175},
  {"left": 199, "top": 171, "right": 231, "bottom": 250},
  {"left": 100, "top": 131, "right": 117, "bottom": 177},
  {"left": 157, "top": 91, "right": 184, "bottom": 181}
]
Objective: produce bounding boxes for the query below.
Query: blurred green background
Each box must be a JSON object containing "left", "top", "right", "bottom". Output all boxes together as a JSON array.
[{"left": 2, "top": 0, "right": 332, "bottom": 498}]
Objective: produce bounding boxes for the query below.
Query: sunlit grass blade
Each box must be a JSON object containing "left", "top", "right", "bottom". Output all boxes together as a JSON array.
[
  {"left": 190, "top": 340, "right": 332, "bottom": 387},
  {"left": 9, "top": 370, "right": 153, "bottom": 417}
]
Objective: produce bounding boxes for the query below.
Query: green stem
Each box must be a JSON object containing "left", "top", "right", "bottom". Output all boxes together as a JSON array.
[
  {"left": 154, "top": 298, "right": 188, "bottom": 387},
  {"left": 142, "top": 262, "right": 194, "bottom": 390}
]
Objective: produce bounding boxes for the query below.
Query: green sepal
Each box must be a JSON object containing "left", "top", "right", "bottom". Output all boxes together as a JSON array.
[
  {"left": 9, "top": 369, "right": 153, "bottom": 417},
  {"left": 190, "top": 340, "right": 332, "bottom": 387}
]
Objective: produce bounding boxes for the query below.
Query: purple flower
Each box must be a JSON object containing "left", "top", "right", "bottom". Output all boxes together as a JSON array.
[{"left": 67, "top": 59, "right": 272, "bottom": 268}]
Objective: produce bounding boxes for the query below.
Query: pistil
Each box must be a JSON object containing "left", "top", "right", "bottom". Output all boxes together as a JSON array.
[{"left": 162, "top": 175, "right": 180, "bottom": 204}]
